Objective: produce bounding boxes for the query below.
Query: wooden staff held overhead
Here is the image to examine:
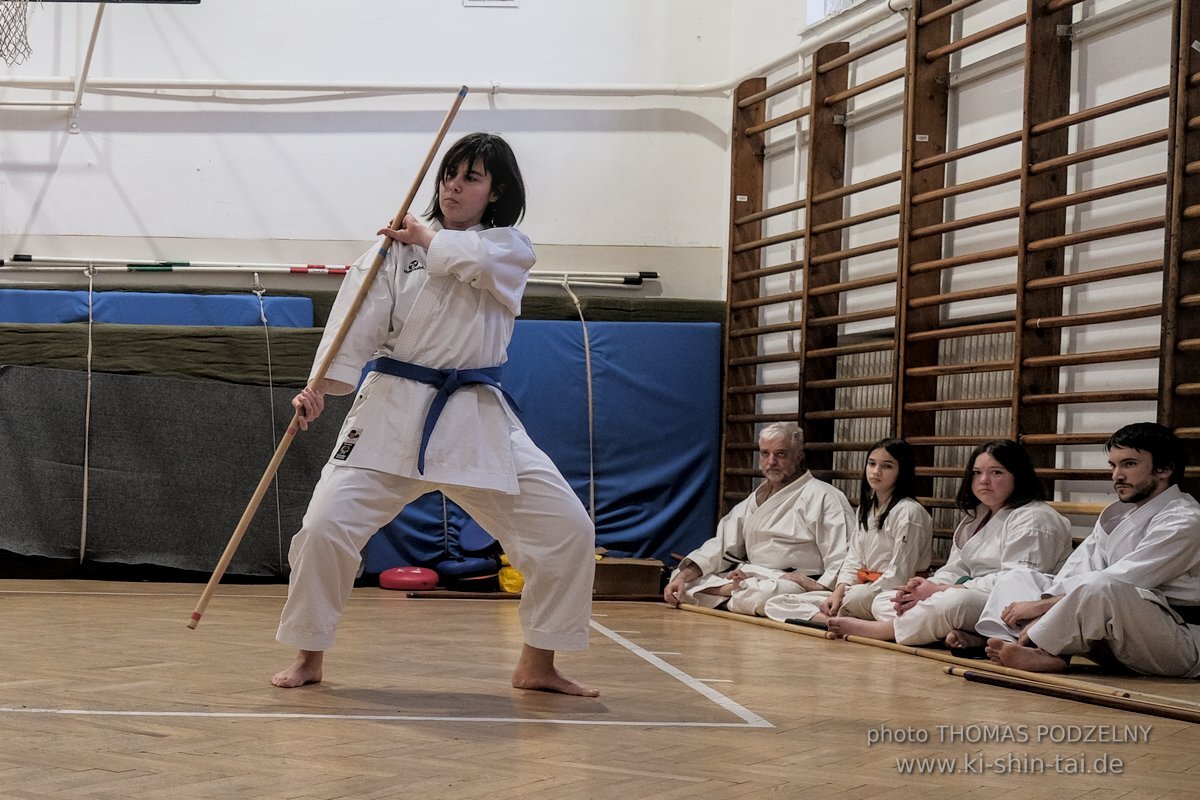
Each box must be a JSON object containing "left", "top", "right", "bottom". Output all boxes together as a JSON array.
[{"left": 188, "top": 85, "right": 470, "bottom": 630}]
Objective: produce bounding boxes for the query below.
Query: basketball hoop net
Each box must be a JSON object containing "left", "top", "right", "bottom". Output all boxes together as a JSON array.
[{"left": 1, "top": 0, "right": 34, "bottom": 66}]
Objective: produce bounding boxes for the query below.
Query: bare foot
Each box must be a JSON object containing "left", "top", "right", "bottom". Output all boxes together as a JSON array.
[
  {"left": 827, "top": 617, "right": 895, "bottom": 641},
  {"left": 987, "top": 639, "right": 1069, "bottom": 673},
  {"left": 945, "top": 629, "right": 986, "bottom": 649},
  {"left": 511, "top": 644, "right": 600, "bottom": 697},
  {"left": 271, "top": 650, "right": 323, "bottom": 688}
]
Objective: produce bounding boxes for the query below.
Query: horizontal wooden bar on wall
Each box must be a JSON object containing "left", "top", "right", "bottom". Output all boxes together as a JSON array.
[
  {"left": 746, "top": 106, "right": 812, "bottom": 137},
  {"left": 810, "top": 204, "right": 901, "bottom": 236},
  {"left": 1030, "top": 129, "right": 1169, "bottom": 175},
  {"left": 806, "top": 339, "right": 895, "bottom": 359},
  {"left": 728, "top": 352, "right": 801, "bottom": 368},
  {"left": 1024, "top": 304, "right": 1160, "bottom": 330},
  {"left": 910, "top": 245, "right": 1019, "bottom": 274},
  {"left": 811, "top": 170, "right": 902, "bottom": 204},
  {"left": 732, "top": 227, "right": 807, "bottom": 253},
  {"left": 825, "top": 67, "right": 906, "bottom": 106},
  {"left": 1026, "top": 217, "right": 1165, "bottom": 253},
  {"left": 1030, "top": 85, "right": 1171, "bottom": 136},
  {"left": 807, "top": 307, "right": 895, "bottom": 327},
  {"left": 1020, "top": 432, "right": 1110, "bottom": 446},
  {"left": 906, "top": 435, "right": 997, "bottom": 446},
  {"left": 1026, "top": 175, "right": 1168, "bottom": 214},
  {"left": 910, "top": 207, "right": 1020, "bottom": 240},
  {"left": 1023, "top": 346, "right": 1158, "bottom": 369},
  {"left": 735, "top": 197, "right": 807, "bottom": 226},
  {"left": 807, "top": 273, "right": 896, "bottom": 297},
  {"left": 914, "top": 131, "right": 1023, "bottom": 171},
  {"left": 1024, "top": 259, "right": 1162, "bottom": 291},
  {"left": 804, "top": 408, "right": 892, "bottom": 421},
  {"left": 917, "top": 0, "right": 984, "bottom": 27},
  {"left": 737, "top": 73, "right": 811, "bottom": 108},
  {"left": 727, "top": 382, "right": 800, "bottom": 396},
  {"left": 908, "top": 283, "right": 1016, "bottom": 309},
  {"left": 728, "top": 413, "right": 804, "bottom": 424},
  {"left": 729, "top": 320, "right": 804, "bottom": 339},
  {"left": 906, "top": 320, "right": 1015, "bottom": 342},
  {"left": 730, "top": 258, "right": 804, "bottom": 283},
  {"left": 1021, "top": 389, "right": 1160, "bottom": 406},
  {"left": 817, "top": 29, "right": 908, "bottom": 74},
  {"left": 809, "top": 238, "right": 899, "bottom": 265},
  {"left": 916, "top": 467, "right": 1112, "bottom": 481},
  {"left": 730, "top": 289, "right": 804, "bottom": 311},
  {"left": 911, "top": 170, "right": 1022, "bottom": 206},
  {"left": 924, "top": 14, "right": 1025, "bottom": 64},
  {"left": 904, "top": 397, "right": 1011, "bottom": 412},
  {"left": 805, "top": 374, "right": 892, "bottom": 390},
  {"left": 906, "top": 360, "right": 1012, "bottom": 378},
  {"left": 804, "top": 440, "right": 877, "bottom": 452}
]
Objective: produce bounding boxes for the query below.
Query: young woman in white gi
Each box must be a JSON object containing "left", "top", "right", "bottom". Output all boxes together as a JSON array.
[
  {"left": 271, "top": 133, "right": 598, "bottom": 696},
  {"left": 827, "top": 439, "right": 1072, "bottom": 653},
  {"left": 763, "top": 437, "right": 932, "bottom": 625}
]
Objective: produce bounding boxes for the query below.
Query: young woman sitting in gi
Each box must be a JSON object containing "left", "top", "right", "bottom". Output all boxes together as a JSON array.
[{"left": 826, "top": 439, "right": 1072, "bottom": 655}]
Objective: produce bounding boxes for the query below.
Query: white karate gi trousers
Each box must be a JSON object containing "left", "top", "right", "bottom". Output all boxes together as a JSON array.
[
  {"left": 890, "top": 586, "right": 990, "bottom": 646},
  {"left": 763, "top": 582, "right": 880, "bottom": 622},
  {"left": 276, "top": 428, "right": 595, "bottom": 653},
  {"left": 1027, "top": 574, "right": 1200, "bottom": 678}
]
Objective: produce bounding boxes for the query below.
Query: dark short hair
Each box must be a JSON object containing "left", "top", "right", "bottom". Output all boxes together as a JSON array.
[
  {"left": 955, "top": 439, "right": 1046, "bottom": 513},
  {"left": 425, "top": 132, "right": 526, "bottom": 228},
  {"left": 1106, "top": 422, "right": 1188, "bottom": 486},
  {"left": 858, "top": 437, "right": 918, "bottom": 530}
]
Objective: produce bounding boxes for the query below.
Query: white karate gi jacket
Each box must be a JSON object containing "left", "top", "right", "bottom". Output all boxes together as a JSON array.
[
  {"left": 930, "top": 500, "right": 1072, "bottom": 592},
  {"left": 1048, "top": 485, "right": 1200, "bottom": 606},
  {"left": 680, "top": 472, "right": 853, "bottom": 590},
  {"left": 313, "top": 223, "right": 534, "bottom": 494}
]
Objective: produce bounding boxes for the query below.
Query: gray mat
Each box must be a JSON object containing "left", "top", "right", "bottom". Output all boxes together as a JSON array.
[{"left": 0, "top": 365, "right": 351, "bottom": 576}]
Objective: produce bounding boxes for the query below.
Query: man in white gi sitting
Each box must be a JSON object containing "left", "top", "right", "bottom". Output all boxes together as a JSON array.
[
  {"left": 979, "top": 422, "right": 1200, "bottom": 677},
  {"left": 662, "top": 422, "right": 853, "bottom": 616}
]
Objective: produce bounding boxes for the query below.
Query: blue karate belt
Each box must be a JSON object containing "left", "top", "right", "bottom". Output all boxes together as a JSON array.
[{"left": 365, "top": 356, "right": 521, "bottom": 474}]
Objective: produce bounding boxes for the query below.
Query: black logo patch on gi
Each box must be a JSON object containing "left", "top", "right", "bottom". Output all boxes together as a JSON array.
[
  {"left": 404, "top": 259, "right": 425, "bottom": 274},
  {"left": 333, "top": 428, "right": 361, "bottom": 461}
]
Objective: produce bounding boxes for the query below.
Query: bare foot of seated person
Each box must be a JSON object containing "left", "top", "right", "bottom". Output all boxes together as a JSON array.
[
  {"left": 985, "top": 638, "right": 1070, "bottom": 673},
  {"left": 945, "top": 629, "right": 988, "bottom": 658},
  {"left": 826, "top": 616, "right": 894, "bottom": 641}
]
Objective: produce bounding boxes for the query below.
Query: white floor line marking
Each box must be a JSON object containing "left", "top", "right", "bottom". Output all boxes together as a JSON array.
[
  {"left": 588, "top": 620, "right": 772, "bottom": 728},
  {"left": 647, "top": 651, "right": 681, "bottom": 656},
  {"left": 0, "top": 707, "right": 760, "bottom": 728},
  {"left": 697, "top": 679, "right": 733, "bottom": 683}
]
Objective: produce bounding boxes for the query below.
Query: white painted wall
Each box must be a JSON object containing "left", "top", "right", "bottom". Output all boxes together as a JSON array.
[{"left": 0, "top": 0, "right": 833, "bottom": 300}]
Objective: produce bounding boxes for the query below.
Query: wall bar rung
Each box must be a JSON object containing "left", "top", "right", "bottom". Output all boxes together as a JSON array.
[
  {"left": 905, "top": 359, "right": 1012, "bottom": 378},
  {"left": 903, "top": 397, "right": 1011, "bottom": 412},
  {"left": 805, "top": 374, "right": 892, "bottom": 390},
  {"left": 746, "top": 106, "right": 812, "bottom": 137},
  {"left": 736, "top": 198, "right": 808, "bottom": 226},
  {"left": 1024, "top": 304, "right": 1160, "bottom": 330},
  {"left": 825, "top": 68, "right": 906, "bottom": 106},
  {"left": 1023, "top": 346, "right": 1159, "bottom": 369},
  {"left": 817, "top": 30, "right": 908, "bottom": 74},
  {"left": 1030, "top": 129, "right": 1169, "bottom": 175},
  {"left": 729, "top": 320, "right": 805, "bottom": 338},
  {"left": 730, "top": 258, "right": 804, "bottom": 283},
  {"left": 807, "top": 272, "right": 896, "bottom": 297},
  {"left": 804, "top": 407, "right": 892, "bottom": 421},
  {"left": 906, "top": 320, "right": 1015, "bottom": 342},
  {"left": 912, "top": 170, "right": 1022, "bottom": 206},
  {"left": 1026, "top": 174, "right": 1168, "bottom": 214},
  {"left": 1025, "top": 260, "right": 1161, "bottom": 291},
  {"left": 908, "top": 283, "right": 1016, "bottom": 309},
  {"left": 806, "top": 339, "right": 895, "bottom": 359},
  {"left": 1025, "top": 217, "right": 1164, "bottom": 252},
  {"left": 809, "top": 237, "right": 899, "bottom": 265},
  {"left": 732, "top": 227, "right": 807, "bottom": 254},
  {"left": 924, "top": 15, "right": 1025, "bottom": 64},
  {"left": 909, "top": 245, "right": 1018, "bottom": 274},
  {"left": 910, "top": 206, "right": 1020, "bottom": 240},
  {"left": 811, "top": 170, "right": 902, "bottom": 204},
  {"left": 807, "top": 307, "right": 895, "bottom": 327},
  {"left": 1030, "top": 85, "right": 1171, "bottom": 136},
  {"left": 1021, "top": 389, "right": 1160, "bottom": 406},
  {"left": 810, "top": 203, "right": 901, "bottom": 236},
  {"left": 913, "top": 131, "right": 1022, "bottom": 171},
  {"left": 737, "top": 73, "right": 811, "bottom": 108}
]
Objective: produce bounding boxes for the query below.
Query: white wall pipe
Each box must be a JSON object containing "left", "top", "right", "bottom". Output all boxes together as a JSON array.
[{"left": 0, "top": 0, "right": 908, "bottom": 102}]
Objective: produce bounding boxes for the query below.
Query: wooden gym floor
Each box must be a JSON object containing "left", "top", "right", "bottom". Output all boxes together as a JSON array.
[{"left": 2, "top": 580, "right": 1200, "bottom": 799}]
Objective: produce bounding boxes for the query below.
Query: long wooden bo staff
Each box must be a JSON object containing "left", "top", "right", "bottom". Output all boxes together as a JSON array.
[{"left": 188, "top": 85, "right": 469, "bottom": 630}]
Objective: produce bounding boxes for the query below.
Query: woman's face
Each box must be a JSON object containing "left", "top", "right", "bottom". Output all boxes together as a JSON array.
[
  {"left": 971, "top": 452, "right": 1015, "bottom": 513},
  {"left": 864, "top": 447, "right": 900, "bottom": 500}
]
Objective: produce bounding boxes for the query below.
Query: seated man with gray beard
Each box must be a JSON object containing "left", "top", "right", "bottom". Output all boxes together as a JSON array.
[{"left": 663, "top": 422, "right": 853, "bottom": 617}]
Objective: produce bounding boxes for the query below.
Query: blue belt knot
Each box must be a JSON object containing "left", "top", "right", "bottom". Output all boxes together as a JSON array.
[{"left": 365, "top": 357, "right": 520, "bottom": 474}]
